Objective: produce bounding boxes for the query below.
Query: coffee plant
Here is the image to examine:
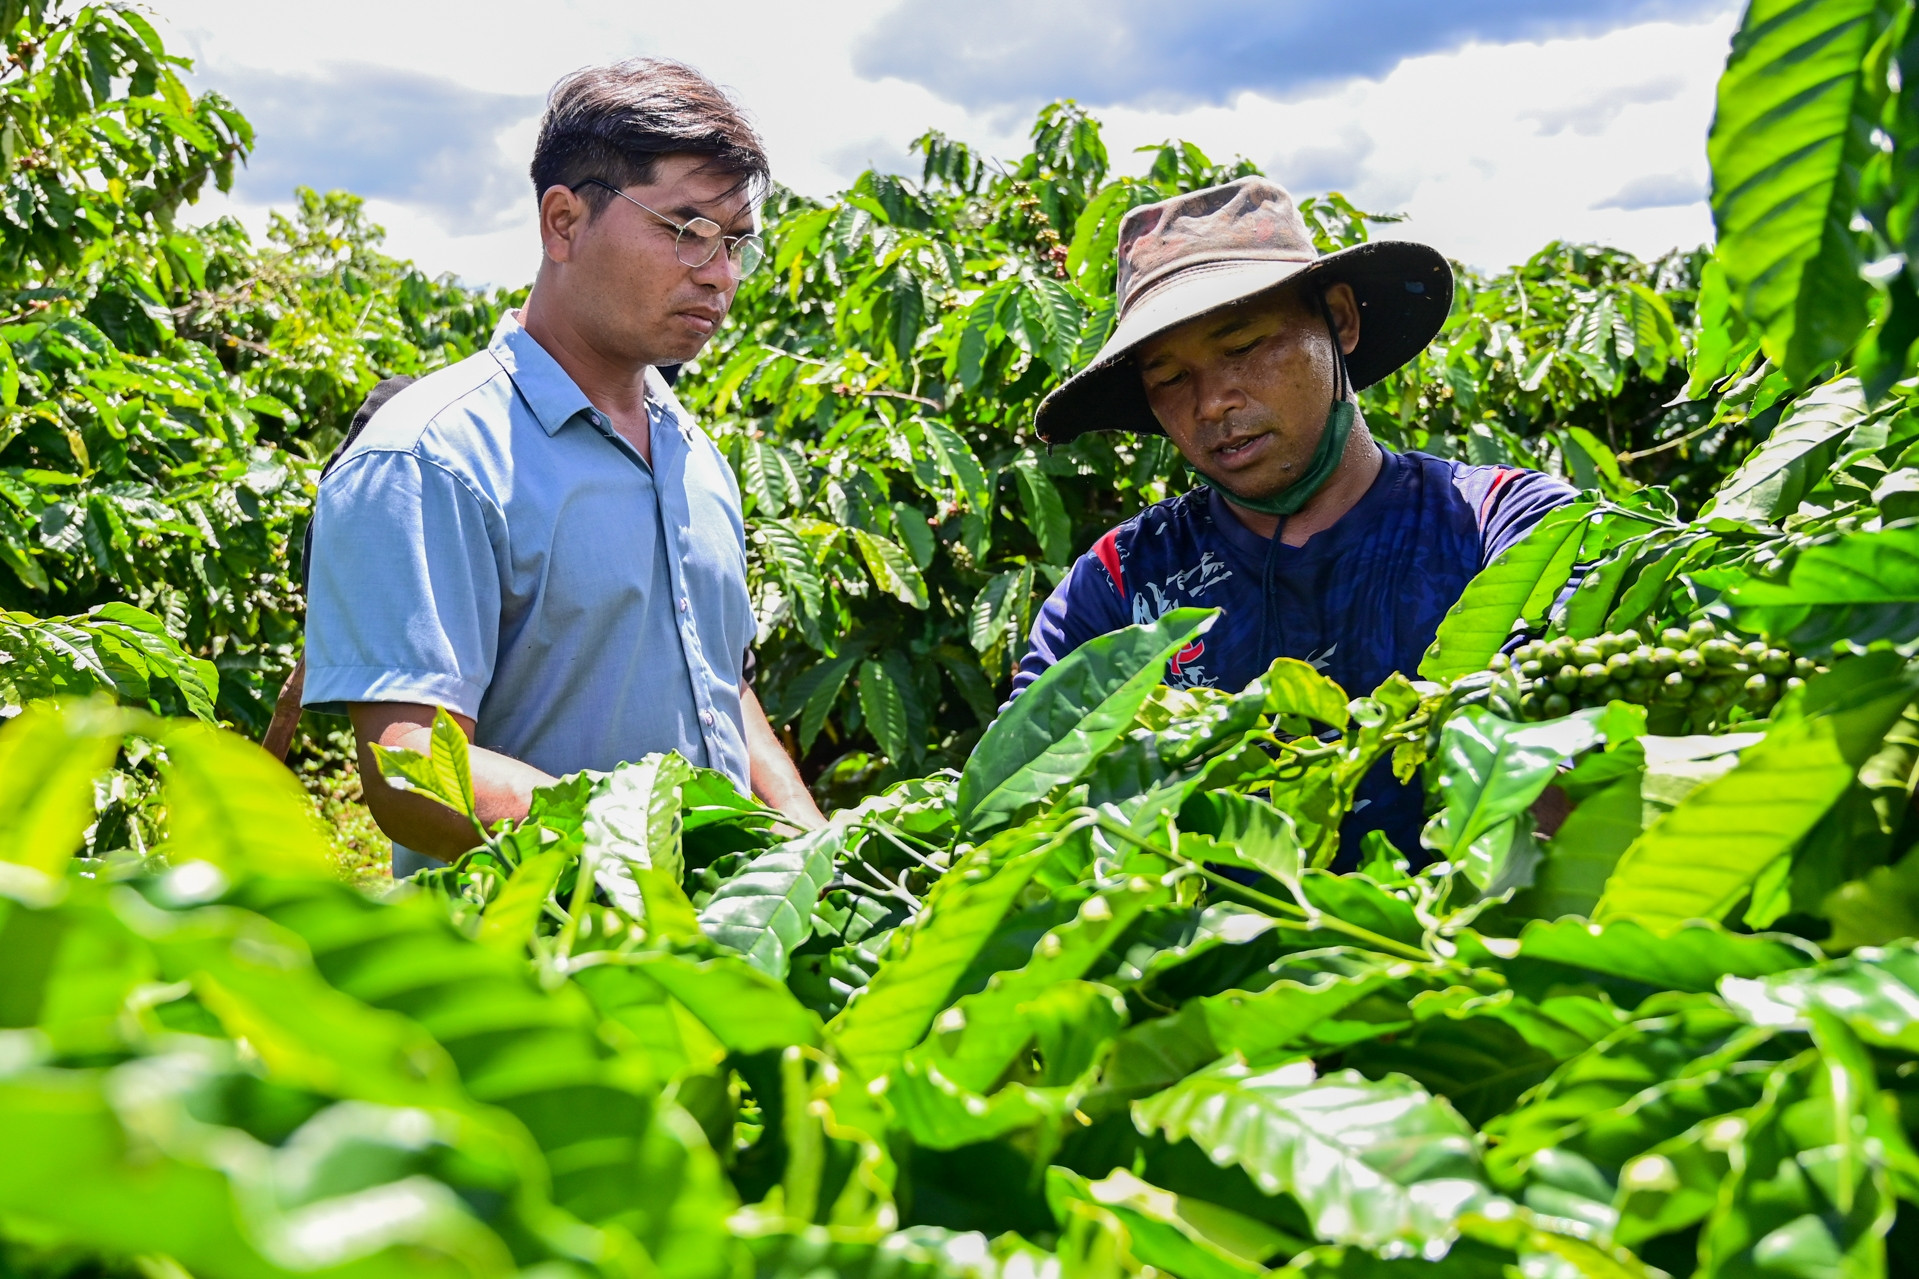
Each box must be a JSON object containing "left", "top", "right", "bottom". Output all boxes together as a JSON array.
[
  {"left": 676, "top": 120, "right": 1730, "bottom": 800},
  {"left": 9, "top": 1, "right": 1919, "bottom": 1278}
]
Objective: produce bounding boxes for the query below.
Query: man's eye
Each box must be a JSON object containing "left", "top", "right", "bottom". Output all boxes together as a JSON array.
[
  {"left": 1227, "top": 338, "right": 1261, "bottom": 356},
  {"left": 1150, "top": 372, "right": 1185, "bottom": 390}
]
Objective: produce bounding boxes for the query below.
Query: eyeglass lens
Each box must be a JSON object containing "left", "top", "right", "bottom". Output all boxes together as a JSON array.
[{"left": 672, "top": 220, "right": 765, "bottom": 279}]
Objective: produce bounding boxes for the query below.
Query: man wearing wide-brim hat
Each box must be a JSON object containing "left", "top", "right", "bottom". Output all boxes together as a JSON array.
[{"left": 1013, "top": 177, "right": 1574, "bottom": 862}]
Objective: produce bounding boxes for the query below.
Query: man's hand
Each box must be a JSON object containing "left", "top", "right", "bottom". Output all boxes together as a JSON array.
[
  {"left": 741, "top": 684, "right": 827, "bottom": 830},
  {"left": 348, "top": 703, "right": 558, "bottom": 864}
]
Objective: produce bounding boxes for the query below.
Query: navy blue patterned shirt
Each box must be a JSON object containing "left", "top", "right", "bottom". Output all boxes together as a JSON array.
[{"left": 1011, "top": 448, "right": 1576, "bottom": 863}]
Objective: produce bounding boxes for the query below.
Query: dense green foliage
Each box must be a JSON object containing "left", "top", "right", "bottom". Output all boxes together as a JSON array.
[
  {"left": 0, "top": 0, "right": 513, "bottom": 733},
  {"left": 10, "top": 2, "right": 1919, "bottom": 1278}
]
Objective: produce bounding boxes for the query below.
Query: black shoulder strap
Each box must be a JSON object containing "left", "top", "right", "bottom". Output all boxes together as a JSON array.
[{"left": 301, "top": 375, "right": 417, "bottom": 596}]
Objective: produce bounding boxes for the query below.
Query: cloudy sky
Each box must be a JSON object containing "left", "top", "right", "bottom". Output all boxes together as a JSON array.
[{"left": 154, "top": 0, "right": 1742, "bottom": 290}]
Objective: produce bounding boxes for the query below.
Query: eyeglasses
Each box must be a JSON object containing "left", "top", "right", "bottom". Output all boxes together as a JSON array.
[{"left": 580, "top": 178, "right": 765, "bottom": 279}]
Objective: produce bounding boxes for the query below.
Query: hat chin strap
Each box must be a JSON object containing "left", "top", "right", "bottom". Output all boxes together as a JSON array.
[{"left": 1189, "top": 298, "right": 1355, "bottom": 519}]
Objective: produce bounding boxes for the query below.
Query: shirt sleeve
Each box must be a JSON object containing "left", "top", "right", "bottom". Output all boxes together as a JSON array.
[
  {"left": 1006, "top": 551, "right": 1129, "bottom": 704},
  {"left": 1479, "top": 469, "right": 1578, "bottom": 566},
  {"left": 302, "top": 449, "right": 503, "bottom": 719}
]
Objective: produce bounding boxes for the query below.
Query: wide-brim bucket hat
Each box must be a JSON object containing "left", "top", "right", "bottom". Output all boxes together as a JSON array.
[{"left": 1034, "top": 177, "right": 1453, "bottom": 445}]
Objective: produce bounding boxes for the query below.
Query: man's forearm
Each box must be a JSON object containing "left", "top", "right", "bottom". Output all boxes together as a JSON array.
[
  {"left": 351, "top": 704, "right": 558, "bottom": 863},
  {"left": 740, "top": 685, "right": 826, "bottom": 828}
]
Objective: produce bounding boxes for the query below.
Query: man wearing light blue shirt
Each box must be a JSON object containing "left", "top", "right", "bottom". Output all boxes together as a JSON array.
[{"left": 304, "top": 59, "right": 823, "bottom": 872}]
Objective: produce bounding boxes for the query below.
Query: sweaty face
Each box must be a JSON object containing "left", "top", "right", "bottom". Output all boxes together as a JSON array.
[
  {"left": 565, "top": 154, "right": 757, "bottom": 366},
  {"left": 1137, "top": 283, "right": 1357, "bottom": 499}
]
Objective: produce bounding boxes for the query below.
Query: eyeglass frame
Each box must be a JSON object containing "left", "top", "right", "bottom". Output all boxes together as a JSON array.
[{"left": 577, "top": 177, "right": 765, "bottom": 280}]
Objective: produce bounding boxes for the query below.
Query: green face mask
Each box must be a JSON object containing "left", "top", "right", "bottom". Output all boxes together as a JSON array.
[{"left": 1190, "top": 396, "right": 1355, "bottom": 517}]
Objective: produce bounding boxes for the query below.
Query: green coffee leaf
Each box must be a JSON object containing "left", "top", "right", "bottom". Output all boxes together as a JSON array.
[
  {"left": 1721, "top": 939, "right": 1919, "bottom": 1052},
  {"left": 1504, "top": 917, "right": 1816, "bottom": 994},
  {"left": 0, "top": 701, "right": 130, "bottom": 883},
  {"left": 859, "top": 660, "right": 911, "bottom": 762},
  {"left": 1420, "top": 502, "right": 1595, "bottom": 681},
  {"left": 1698, "top": 1050, "right": 1893, "bottom": 1278},
  {"left": 1595, "top": 717, "right": 1857, "bottom": 932},
  {"left": 850, "top": 527, "right": 929, "bottom": 609},
  {"left": 585, "top": 752, "right": 696, "bottom": 915},
  {"left": 371, "top": 706, "right": 479, "bottom": 829},
  {"left": 624, "top": 952, "right": 823, "bottom": 1054},
  {"left": 1100, "top": 959, "right": 1401, "bottom": 1100},
  {"left": 909, "top": 881, "right": 1161, "bottom": 1093},
  {"left": 1044, "top": 1168, "right": 1287, "bottom": 1279},
  {"left": 956, "top": 609, "right": 1213, "bottom": 835},
  {"left": 1710, "top": 380, "right": 1871, "bottom": 524},
  {"left": 697, "top": 823, "right": 840, "bottom": 979},
  {"left": 1012, "top": 452, "right": 1071, "bottom": 566},
  {"left": 475, "top": 847, "right": 566, "bottom": 955},
  {"left": 830, "top": 840, "right": 1051, "bottom": 1080},
  {"left": 1721, "top": 522, "right": 1919, "bottom": 650},
  {"left": 157, "top": 720, "right": 334, "bottom": 878},
  {"left": 920, "top": 417, "right": 990, "bottom": 514},
  {"left": 1426, "top": 708, "right": 1606, "bottom": 893},
  {"left": 1505, "top": 775, "right": 1642, "bottom": 922},
  {"left": 969, "top": 566, "right": 1033, "bottom": 655},
  {"left": 1135, "top": 1058, "right": 1492, "bottom": 1255},
  {"left": 1709, "top": 0, "right": 1888, "bottom": 381}
]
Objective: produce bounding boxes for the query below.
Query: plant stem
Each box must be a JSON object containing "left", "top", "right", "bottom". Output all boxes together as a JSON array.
[{"left": 1084, "top": 813, "right": 1431, "bottom": 963}]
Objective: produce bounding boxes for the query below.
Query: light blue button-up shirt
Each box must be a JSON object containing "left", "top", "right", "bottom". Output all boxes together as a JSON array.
[{"left": 304, "top": 313, "right": 754, "bottom": 870}]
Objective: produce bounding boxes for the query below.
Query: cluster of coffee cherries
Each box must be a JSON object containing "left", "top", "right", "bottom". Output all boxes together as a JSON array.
[{"left": 1486, "top": 618, "right": 1825, "bottom": 732}]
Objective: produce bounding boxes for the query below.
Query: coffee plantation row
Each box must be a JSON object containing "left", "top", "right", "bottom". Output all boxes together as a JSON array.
[{"left": 7, "top": 0, "right": 1919, "bottom": 1277}]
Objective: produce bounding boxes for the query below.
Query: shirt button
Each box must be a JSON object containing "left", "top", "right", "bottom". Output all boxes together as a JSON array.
[
  {"left": 701, "top": 710, "right": 714, "bottom": 727},
  {"left": 679, "top": 597, "right": 690, "bottom": 612}
]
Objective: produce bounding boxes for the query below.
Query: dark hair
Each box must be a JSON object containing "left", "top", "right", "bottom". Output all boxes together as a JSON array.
[{"left": 530, "top": 58, "right": 770, "bottom": 216}]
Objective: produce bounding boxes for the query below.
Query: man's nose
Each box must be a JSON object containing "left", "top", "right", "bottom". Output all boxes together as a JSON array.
[
  {"left": 1191, "top": 370, "right": 1243, "bottom": 427},
  {"left": 690, "top": 248, "right": 737, "bottom": 291}
]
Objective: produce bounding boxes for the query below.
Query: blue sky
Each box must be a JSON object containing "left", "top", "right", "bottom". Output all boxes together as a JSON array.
[
  {"left": 156, "top": 0, "right": 1742, "bottom": 288},
  {"left": 857, "top": 0, "right": 1732, "bottom": 108}
]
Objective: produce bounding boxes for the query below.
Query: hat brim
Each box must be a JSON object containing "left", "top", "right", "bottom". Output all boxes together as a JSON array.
[{"left": 1033, "top": 240, "right": 1453, "bottom": 445}]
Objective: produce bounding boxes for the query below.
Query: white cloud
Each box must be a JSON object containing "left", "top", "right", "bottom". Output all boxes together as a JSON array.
[
  {"left": 151, "top": 0, "right": 1735, "bottom": 287},
  {"left": 1077, "top": 14, "right": 1734, "bottom": 271}
]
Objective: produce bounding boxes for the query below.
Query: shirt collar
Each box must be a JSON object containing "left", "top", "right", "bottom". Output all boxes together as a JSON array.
[{"left": 489, "top": 311, "right": 597, "bottom": 437}]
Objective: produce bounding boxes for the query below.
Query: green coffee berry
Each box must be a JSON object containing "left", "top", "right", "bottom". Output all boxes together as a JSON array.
[{"left": 1699, "top": 638, "right": 1738, "bottom": 667}]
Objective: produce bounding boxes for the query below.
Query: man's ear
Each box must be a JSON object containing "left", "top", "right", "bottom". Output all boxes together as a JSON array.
[
  {"left": 539, "top": 185, "right": 589, "bottom": 263},
  {"left": 1325, "top": 281, "right": 1361, "bottom": 357}
]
